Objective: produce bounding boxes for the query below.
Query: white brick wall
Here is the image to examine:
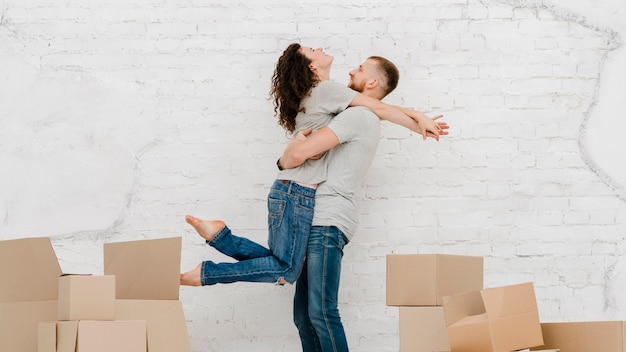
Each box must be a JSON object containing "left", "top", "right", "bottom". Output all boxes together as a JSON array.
[{"left": 1, "top": 0, "right": 626, "bottom": 351}]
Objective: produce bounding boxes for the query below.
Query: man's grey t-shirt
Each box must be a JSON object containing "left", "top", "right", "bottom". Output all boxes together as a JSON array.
[
  {"left": 312, "top": 106, "right": 380, "bottom": 240},
  {"left": 277, "top": 80, "right": 357, "bottom": 184}
]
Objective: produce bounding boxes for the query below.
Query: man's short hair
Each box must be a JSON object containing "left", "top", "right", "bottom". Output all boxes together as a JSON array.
[{"left": 368, "top": 56, "right": 399, "bottom": 98}]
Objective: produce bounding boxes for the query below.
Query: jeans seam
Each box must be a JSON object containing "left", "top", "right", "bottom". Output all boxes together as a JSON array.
[{"left": 321, "top": 227, "right": 339, "bottom": 352}]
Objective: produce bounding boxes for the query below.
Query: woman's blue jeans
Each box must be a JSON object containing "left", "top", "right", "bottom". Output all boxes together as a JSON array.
[
  {"left": 200, "top": 180, "right": 315, "bottom": 285},
  {"left": 293, "top": 226, "right": 349, "bottom": 352}
]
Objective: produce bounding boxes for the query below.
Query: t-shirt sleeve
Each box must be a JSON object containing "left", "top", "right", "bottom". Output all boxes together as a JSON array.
[
  {"left": 317, "top": 81, "right": 358, "bottom": 115},
  {"left": 326, "top": 107, "right": 377, "bottom": 144}
]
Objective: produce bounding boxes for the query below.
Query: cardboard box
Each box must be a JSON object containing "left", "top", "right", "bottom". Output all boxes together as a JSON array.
[
  {"left": 39, "top": 320, "right": 146, "bottom": 352},
  {"left": 38, "top": 321, "right": 56, "bottom": 352},
  {"left": 1, "top": 237, "right": 63, "bottom": 352},
  {"left": 530, "top": 321, "right": 626, "bottom": 352},
  {"left": 400, "top": 306, "right": 450, "bottom": 352},
  {"left": 105, "top": 237, "right": 191, "bottom": 352},
  {"left": 442, "top": 282, "right": 544, "bottom": 352},
  {"left": 386, "top": 254, "right": 483, "bottom": 306},
  {"left": 78, "top": 320, "right": 147, "bottom": 352},
  {"left": 116, "top": 300, "right": 192, "bottom": 352},
  {"left": 38, "top": 321, "right": 79, "bottom": 352},
  {"left": 104, "top": 237, "right": 181, "bottom": 300},
  {"left": 57, "top": 321, "right": 79, "bottom": 352},
  {"left": 58, "top": 274, "right": 116, "bottom": 321},
  {"left": 4, "top": 236, "right": 189, "bottom": 352},
  {"left": 0, "top": 237, "right": 62, "bottom": 302}
]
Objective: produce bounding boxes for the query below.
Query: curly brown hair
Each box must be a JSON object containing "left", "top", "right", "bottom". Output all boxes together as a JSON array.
[{"left": 269, "top": 43, "right": 318, "bottom": 133}]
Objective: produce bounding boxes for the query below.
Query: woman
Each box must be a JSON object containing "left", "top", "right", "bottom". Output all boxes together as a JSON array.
[{"left": 180, "top": 43, "right": 444, "bottom": 286}]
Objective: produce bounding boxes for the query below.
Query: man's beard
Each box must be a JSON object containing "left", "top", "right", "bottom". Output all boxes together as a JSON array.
[{"left": 348, "top": 80, "right": 365, "bottom": 93}]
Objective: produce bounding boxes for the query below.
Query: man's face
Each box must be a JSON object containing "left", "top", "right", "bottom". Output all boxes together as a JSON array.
[
  {"left": 348, "top": 59, "right": 376, "bottom": 93},
  {"left": 299, "top": 46, "right": 334, "bottom": 72}
]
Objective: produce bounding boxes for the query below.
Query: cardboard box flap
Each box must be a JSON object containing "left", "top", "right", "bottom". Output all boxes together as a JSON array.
[
  {"left": 481, "top": 282, "right": 537, "bottom": 318},
  {"left": 0, "top": 237, "right": 62, "bottom": 302},
  {"left": 442, "top": 290, "right": 485, "bottom": 326},
  {"left": 104, "top": 237, "right": 181, "bottom": 300}
]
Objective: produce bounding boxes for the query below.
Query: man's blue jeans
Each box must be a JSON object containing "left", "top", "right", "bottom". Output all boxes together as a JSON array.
[
  {"left": 200, "top": 180, "right": 315, "bottom": 285},
  {"left": 294, "top": 226, "right": 349, "bottom": 352}
]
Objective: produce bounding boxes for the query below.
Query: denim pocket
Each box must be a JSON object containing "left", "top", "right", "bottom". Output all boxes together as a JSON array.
[{"left": 268, "top": 198, "right": 286, "bottom": 230}]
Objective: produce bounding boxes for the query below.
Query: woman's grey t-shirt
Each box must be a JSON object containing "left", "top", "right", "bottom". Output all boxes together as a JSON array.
[{"left": 277, "top": 80, "right": 357, "bottom": 184}]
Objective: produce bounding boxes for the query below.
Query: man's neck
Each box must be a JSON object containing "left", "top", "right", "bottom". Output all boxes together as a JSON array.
[{"left": 362, "top": 90, "right": 383, "bottom": 100}]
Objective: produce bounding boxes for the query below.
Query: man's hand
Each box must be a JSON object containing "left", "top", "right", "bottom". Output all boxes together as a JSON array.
[
  {"left": 293, "top": 128, "right": 313, "bottom": 141},
  {"left": 417, "top": 115, "right": 449, "bottom": 141},
  {"left": 407, "top": 111, "right": 445, "bottom": 141}
]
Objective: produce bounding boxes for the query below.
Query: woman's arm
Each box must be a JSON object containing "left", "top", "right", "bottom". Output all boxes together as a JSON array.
[{"left": 350, "top": 93, "right": 441, "bottom": 140}]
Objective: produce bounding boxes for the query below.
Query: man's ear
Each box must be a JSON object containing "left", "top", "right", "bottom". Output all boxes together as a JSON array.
[{"left": 366, "top": 78, "right": 379, "bottom": 89}]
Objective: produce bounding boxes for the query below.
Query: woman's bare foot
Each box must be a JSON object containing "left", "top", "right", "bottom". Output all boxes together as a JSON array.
[
  {"left": 185, "top": 215, "right": 225, "bottom": 242},
  {"left": 180, "top": 263, "right": 202, "bottom": 286}
]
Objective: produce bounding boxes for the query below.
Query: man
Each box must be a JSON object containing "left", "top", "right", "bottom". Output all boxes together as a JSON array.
[{"left": 279, "top": 56, "right": 447, "bottom": 351}]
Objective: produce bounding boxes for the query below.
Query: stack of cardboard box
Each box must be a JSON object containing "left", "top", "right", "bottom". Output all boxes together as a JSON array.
[
  {"left": 386, "top": 254, "right": 546, "bottom": 352},
  {"left": 0, "top": 237, "right": 62, "bottom": 352},
  {"left": 0, "top": 236, "right": 191, "bottom": 352},
  {"left": 105, "top": 237, "right": 191, "bottom": 352},
  {"left": 386, "top": 254, "right": 484, "bottom": 351},
  {"left": 39, "top": 274, "right": 147, "bottom": 352}
]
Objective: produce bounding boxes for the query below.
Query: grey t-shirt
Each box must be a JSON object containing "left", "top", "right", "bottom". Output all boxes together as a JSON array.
[
  {"left": 312, "top": 106, "right": 381, "bottom": 240},
  {"left": 277, "top": 80, "right": 357, "bottom": 184}
]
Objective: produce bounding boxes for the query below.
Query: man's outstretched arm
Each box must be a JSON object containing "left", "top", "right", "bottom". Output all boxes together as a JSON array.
[{"left": 278, "top": 127, "right": 339, "bottom": 170}]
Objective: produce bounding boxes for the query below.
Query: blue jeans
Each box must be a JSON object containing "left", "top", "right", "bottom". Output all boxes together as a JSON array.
[
  {"left": 294, "top": 226, "right": 349, "bottom": 352},
  {"left": 200, "top": 180, "right": 315, "bottom": 285}
]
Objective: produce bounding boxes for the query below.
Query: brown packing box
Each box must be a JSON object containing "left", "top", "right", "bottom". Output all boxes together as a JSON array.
[
  {"left": 57, "top": 321, "right": 79, "bottom": 352},
  {"left": 58, "top": 274, "right": 116, "bottom": 321},
  {"left": 442, "top": 282, "right": 544, "bottom": 352},
  {"left": 386, "top": 254, "right": 483, "bottom": 306},
  {"left": 116, "top": 300, "right": 192, "bottom": 352},
  {"left": 38, "top": 321, "right": 57, "bottom": 352},
  {"left": 78, "top": 320, "right": 147, "bottom": 352},
  {"left": 0, "top": 237, "right": 63, "bottom": 302},
  {"left": 399, "top": 306, "right": 450, "bottom": 352},
  {"left": 38, "top": 320, "right": 147, "bottom": 352},
  {"left": 0, "top": 237, "right": 62, "bottom": 352},
  {"left": 530, "top": 321, "right": 626, "bottom": 352},
  {"left": 104, "top": 237, "right": 181, "bottom": 300},
  {"left": 104, "top": 237, "right": 191, "bottom": 352},
  {"left": 38, "top": 321, "right": 79, "bottom": 352}
]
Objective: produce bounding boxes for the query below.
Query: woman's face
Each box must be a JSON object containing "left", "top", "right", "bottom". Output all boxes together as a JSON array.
[{"left": 299, "top": 46, "right": 334, "bottom": 72}]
